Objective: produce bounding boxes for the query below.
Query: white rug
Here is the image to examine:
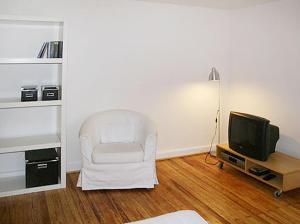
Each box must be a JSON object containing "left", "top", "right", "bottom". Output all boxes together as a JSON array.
[{"left": 126, "top": 210, "right": 208, "bottom": 224}]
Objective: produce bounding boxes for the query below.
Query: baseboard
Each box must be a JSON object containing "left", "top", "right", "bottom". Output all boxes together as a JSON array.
[
  {"left": 67, "top": 161, "right": 82, "bottom": 172},
  {"left": 0, "top": 146, "right": 212, "bottom": 175},
  {"left": 66, "top": 145, "right": 210, "bottom": 172},
  {"left": 0, "top": 146, "right": 209, "bottom": 175},
  {"left": 156, "top": 145, "right": 209, "bottom": 160}
]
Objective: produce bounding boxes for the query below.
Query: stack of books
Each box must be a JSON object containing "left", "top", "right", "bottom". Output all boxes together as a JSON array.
[{"left": 37, "top": 41, "right": 63, "bottom": 58}]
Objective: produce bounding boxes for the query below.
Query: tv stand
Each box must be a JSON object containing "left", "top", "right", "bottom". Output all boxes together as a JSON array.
[{"left": 216, "top": 144, "right": 300, "bottom": 198}]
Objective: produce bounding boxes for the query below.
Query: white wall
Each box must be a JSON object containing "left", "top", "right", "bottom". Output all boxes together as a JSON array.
[
  {"left": 0, "top": 0, "right": 230, "bottom": 171},
  {"left": 228, "top": 0, "right": 300, "bottom": 158}
]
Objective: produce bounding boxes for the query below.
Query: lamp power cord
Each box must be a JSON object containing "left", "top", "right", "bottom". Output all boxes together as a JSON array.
[{"left": 205, "top": 109, "right": 220, "bottom": 165}]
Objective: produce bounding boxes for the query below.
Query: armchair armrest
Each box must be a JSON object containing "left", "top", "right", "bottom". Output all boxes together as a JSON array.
[
  {"left": 144, "top": 133, "right": 157, "bottom": 161},
  {"left": 79, "top": 119, "right": 98, "bottom": 164},
  {"left": 79, "top": 136, "right": 94, "bottom": 164},
  {"left": 137, "top": 120, "right": 157, "bottom": 161}
]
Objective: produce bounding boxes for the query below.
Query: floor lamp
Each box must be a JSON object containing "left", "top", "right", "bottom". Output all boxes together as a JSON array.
[{"left": 208, "top": 67, "right": 221, "bottom": 157}]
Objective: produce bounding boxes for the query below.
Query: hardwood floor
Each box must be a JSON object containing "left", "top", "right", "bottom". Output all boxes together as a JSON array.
[{"left": 1, "top": 154, "right": 300, "bottom": 224}]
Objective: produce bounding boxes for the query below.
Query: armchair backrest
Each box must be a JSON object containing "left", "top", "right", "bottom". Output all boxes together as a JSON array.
[{"left": 80, "top": 110, "right": 151, "bottom": 144}]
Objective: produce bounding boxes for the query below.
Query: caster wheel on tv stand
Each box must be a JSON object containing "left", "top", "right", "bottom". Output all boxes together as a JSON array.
[
  {"left": 218, "top": 162, "right": 224, "bottom": 169},
  {"left": 274, "top": 190, "right": 283, "bottom": 198}
]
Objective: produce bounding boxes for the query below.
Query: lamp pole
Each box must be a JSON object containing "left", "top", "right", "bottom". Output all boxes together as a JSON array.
[
  {"left": 208, "top": 67, "right": 221, "bottom": 145},
  {"left": 217, "top": 79, "right": 221, "bottom": 144}
]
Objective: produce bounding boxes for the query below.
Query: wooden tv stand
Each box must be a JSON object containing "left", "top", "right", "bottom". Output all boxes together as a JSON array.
[{"left": 216, "top": 144, "right": 300, "bottom": 197}]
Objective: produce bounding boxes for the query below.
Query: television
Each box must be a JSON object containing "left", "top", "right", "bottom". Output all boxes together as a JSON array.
[{"left": 228, "top": 112, "right": 280, "bottom": 161}]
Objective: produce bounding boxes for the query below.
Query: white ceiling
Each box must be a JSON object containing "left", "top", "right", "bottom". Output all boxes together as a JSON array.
[{"left": 137, "top": 0, "right": 278, "bottom": 9}]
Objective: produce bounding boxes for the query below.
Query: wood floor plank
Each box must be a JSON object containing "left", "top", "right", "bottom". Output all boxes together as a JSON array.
[
  {"left": 66, "top": 174, "right": 101, "bottom": 224},
  {"left": 0, "top": 195, "right": 11, "bottom": 224},
  {"left": 181, "top": 155, "right": 300, "bottom": 224},
  {"left": 6, "top": 194, "right": 35, "bottom": 224},
  {"left": 1, "top": 154, "right": 300, "bottom": 224},
  {"left": 157, "top": 169, "right": 229, "bottom": 224},
  {"left": 31, "top": 193, "right": 51, "bottom": 224},
  {"left": 160, "top": 159, "right": 265, "bottom": 224}
]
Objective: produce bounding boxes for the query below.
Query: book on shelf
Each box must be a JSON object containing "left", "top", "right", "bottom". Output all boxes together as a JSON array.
[
  {"left": 37, "top": 42, "right": 48, "bottom": 58},
  {"left": 58, "top": 41, "right": 63, "bottom": 58},
  {"left": 47, "top": 41, "right": 58, "bottom": 58},
  {"left": 37, "top": 41, "right": 63, "bottom": 58}
]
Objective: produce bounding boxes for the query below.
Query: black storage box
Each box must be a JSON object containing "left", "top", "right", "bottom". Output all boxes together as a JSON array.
[
  {"left": 41, "top": 85, "right": 60, "bottom": 101},
  {"left": 21, "top": 85, "right": 38, "bottom": 102},
  {"left": 25, "top": 148, "right": 59, "bottom": 188}
]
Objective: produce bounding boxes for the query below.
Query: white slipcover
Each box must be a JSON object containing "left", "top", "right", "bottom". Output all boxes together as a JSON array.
[
  {"left": 126, "top": 210, "right": 208, "bottom": 224},
  {"left": 92, "top": 143, "right": 144, "bottom": 164},
  {"left": 77, "top": 110, "right": 158, "bottom": 190}
]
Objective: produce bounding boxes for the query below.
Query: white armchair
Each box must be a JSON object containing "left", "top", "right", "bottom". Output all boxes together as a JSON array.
[{"left": 77, "top": 110, "right": 158, "bottom": 190}]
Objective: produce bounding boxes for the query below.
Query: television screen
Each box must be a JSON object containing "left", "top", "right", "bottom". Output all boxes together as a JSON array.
[
  {"left": 230, "top": 115, "right": 265, "bottom": 150},
  {"left": 228, "top": 112, "right": 279, "bottom": 161}
]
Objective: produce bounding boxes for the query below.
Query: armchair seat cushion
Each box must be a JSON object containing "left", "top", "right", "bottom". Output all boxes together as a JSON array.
[{"left": 92, "top": 143, "right": 144, "bottom": 164}]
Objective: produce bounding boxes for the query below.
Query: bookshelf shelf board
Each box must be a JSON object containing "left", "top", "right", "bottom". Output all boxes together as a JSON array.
[
  {"left": 0, "top": 99, "right": 62, "bottom": 109},
  {"left": 218, "top": 158, "right": 245, "bottom": 173},
  {"left": 0, "top": 58, "right": 63, "bottom": 64},
  {"left": 0, "top": 134, "right": 61, "bottom": 154},
  {"left": 0, "top": 15, "right": 63, "bottom": 24},
  {"left": 245, "top": 170, "right": 282, "bottom": 189},
  {"left": 0, "top": 175, "right": 62, "bottom": 197}
]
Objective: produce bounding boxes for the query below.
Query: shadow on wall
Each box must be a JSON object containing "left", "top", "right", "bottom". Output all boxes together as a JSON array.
[{"left": 277, "top": 134, "right": 300, "bottom": 159}]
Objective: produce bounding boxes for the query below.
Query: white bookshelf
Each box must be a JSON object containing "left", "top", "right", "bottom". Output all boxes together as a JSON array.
[{"left": 0, "top": 15, "right": 66, "bottom": 197}]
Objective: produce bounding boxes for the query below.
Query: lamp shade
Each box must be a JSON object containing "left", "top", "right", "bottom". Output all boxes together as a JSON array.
[{"left": 208, "top": 67, "right": 220, "bottom": 81}]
